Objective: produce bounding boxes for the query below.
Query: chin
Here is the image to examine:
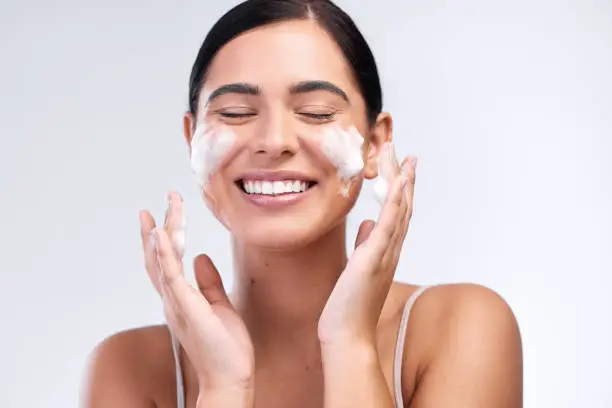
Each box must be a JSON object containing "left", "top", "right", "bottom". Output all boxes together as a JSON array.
[{"left": 230, "top": 213, "right": 336, "bottom": 250}]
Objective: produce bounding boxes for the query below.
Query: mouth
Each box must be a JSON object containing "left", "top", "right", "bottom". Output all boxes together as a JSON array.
[
  {"left": 235, "top": 179, "right": 318, "bottom": 196},
  {"left": 233, "top": 171, "right": 319, "bottom": 209}
]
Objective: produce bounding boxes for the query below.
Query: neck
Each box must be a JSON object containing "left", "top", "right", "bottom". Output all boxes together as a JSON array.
[{"left": 230, "top": 222, "right": 348, "bottom": 359}]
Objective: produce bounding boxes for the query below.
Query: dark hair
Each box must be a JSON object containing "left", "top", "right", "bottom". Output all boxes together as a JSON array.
[{"left": 188, "top": 0, "right": 383, "bottom": 125}]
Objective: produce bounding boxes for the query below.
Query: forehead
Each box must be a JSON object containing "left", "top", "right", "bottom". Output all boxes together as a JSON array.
[{"left": 203, "top": 19, "right": 357, "bottom": 96}]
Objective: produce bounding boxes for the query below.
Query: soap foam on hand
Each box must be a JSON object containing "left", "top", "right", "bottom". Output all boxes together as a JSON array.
[
  {"left": 166, "top": 193, "right": 187, "bottom": 259},
  {"left": 172, "top": 207, "right": 187, "bottom": 258},
  {"left": 373, "top": 176, "right": 389, "bottom": 204},
  {"left": 372, "top": 143, "right": 395, "bottom": 205}
]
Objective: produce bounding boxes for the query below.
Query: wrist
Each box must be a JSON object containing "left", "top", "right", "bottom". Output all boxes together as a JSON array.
[
  {"left": 320, "top": 339, "right": 380, "bottom": 369},
  {"left": 320, "top": 341, "right": 394, "bottom": 408},
  {"left": 197, "top": 382, "right": 254, "bottom": 408}
]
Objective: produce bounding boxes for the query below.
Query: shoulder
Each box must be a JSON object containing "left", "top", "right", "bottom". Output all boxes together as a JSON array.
[
  {"left": 81, "top": 325, "right": 175, "bottom": 408},
  {"left": 419, "top": 283, "right": 520, "bottom": 344},
  {"left": 392, "top": 282, "right": 519, "bottom": 335},
  {"left": 410, "top": 283, "right": 519, "bottom": 325},
  {"left": 399, "top": 283, "right": 522, "bottom": 360},
  {"left": 398, "top": 283, "right": 523, "bottom": 407}
]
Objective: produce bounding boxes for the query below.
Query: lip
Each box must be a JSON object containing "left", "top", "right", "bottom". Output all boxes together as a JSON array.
[
  {"left": 238, "top": 188, "right": 315, "bottom": 209},
  {"left": 234, "top": 170, "right": 318, "bottom": 183}
]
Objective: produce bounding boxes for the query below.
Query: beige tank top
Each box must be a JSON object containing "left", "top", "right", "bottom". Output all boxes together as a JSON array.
[{"left": 170, "top": 286, "right": 430, "bottom": 408}]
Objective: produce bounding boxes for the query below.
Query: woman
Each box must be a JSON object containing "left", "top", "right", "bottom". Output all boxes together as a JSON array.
[{"left": 82, "top": 0, "right": 523, "bottom": 407}]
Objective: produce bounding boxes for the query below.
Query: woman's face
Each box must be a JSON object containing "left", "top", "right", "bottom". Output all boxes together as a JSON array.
[{"left": 184, "top": 20, "right": 387, "bottom": 249}]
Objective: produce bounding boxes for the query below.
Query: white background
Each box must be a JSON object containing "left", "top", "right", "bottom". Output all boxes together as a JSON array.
[{"left": 1, "top": 0, "right": 610, "bottom": 407}]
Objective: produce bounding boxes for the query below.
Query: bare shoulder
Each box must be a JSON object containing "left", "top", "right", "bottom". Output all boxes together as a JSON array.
[
  {"left": 394, "top": 283, "right": 523, "bottom": 407},
  {"left": 396, "top": 283, "right": 522, "bottom": 357},
  {"left": 409, "top": 283, "right": 518, "bottom": 322},
  {"left": 81, "top": 325, "right": 176, "bottom": 408}
]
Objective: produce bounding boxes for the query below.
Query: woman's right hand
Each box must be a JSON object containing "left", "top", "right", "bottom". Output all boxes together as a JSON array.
[{"left": 139, "top": 192, "right": 255, "bottom": 401}]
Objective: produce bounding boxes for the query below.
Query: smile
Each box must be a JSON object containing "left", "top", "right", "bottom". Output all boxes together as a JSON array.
[
  {"left": 234, "top": 171, "right": 318, "bottom": 209},
  {"left": 238, "top": 179, "right": 316, "bottom": 195}
]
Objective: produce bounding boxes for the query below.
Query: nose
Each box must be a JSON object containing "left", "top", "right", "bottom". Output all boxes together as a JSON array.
[{"left": 250, "top": 110, "right": 299, "bottom": 160}]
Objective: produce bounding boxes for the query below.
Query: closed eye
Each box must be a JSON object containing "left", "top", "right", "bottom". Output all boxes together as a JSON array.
[
  {"left": 298, "top": 112, "right": 337, "bottom": 122},
  {"left": 219, "top": 112, "right": 257, "bottom": 119},
  {"left": 302, "top": 112, "right": 335, "bottom": 119}
]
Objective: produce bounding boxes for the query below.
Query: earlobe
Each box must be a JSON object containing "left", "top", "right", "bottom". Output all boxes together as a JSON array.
[{"left": 363, "top": 112, "right": 393, "bottom": 180}]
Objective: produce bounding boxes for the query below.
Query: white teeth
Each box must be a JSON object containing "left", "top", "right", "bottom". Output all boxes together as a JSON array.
[
  {"left": 262, "top": 181, "right": 273, "bottom": 194},
  {"left": 241, "top": 179, "right": 312, "bottom": 195},
  {"left": 284, "top": 181, "right": 294, "bottom": 192},
  {"left": 273, "top": 181, "right": 285, "bottom": 194}
]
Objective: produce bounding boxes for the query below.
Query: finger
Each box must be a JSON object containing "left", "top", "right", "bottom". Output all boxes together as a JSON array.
[
  {"left": 164, "top": 191, "right": 187, "bottom": 258},
  {"left": 385, "top": 157, "right": 418, "bottom": 266},
  {"left": 367, "top": 174, "right": 409, "bottom": 257},
  {"left": 193, "top": 253, "right": 232, "bottom": 308},
  {"left": 389, "top": 143, "right": 402, "bottom": 177},
  {"left": 390, "top": 157, "right": 416, "bottom": 243},
  {"left": 399, "top": 156, "right": 417, "bottom": 239},
  {"left": 374, "top": 143, "right": 402, "bottom": 204},
  {"left": 377, "top": 174, "right": 408, "bottom": 235},
  {"left": 154, "top": 228, "right": 206, "bottom": 315},
  {"left": 354, "top": 220, "right": 376, "bottom": 249},
  {"left": 384, "top": 208, "right": 409, "bottom": 268},
  {"left": 139, "top": 210, "right": 162, "bottom": 295},
  {"left": 383, "top": 177, "right": 410, "bottom": 264},
  {"left": 379, "top": 142, "right": 401, "bottom": 181}
]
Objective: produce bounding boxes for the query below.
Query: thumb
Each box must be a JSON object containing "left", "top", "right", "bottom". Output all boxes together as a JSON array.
[
  {"left": 193, "top": 254, "right": 232, "bottom": 308},
  {"left": 355, "top": 220, "right": 376, "bottom": 249}
]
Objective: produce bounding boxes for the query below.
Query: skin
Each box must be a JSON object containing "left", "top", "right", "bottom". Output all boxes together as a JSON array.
[{"left": 81, "top": 19, "right": 523, "bottom": 408}]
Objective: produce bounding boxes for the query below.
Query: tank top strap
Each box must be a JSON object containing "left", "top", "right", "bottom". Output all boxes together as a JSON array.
[{"left": 393, "top": 286, "right": 431, "bottom": 408}]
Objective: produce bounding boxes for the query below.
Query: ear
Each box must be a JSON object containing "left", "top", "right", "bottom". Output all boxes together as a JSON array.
[
  {"left": 363, "top": 112, "right": 393, "bottom": 180},
  {"left": 183, "top": 111, "right": 195, "bottom": 152}
]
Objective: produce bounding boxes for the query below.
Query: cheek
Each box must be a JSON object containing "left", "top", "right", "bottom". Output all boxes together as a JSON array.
[
  {"left": 190, "top": 123, "right": 242, "bottom": 228},
  {"left": 201, "top": 177, "right": 235, "bottom": 229},
  {"left": 190, "top": 123, "right": 238, "bottom": 187},
  {"left": 309, "top": 125, "right": 365, "bottom": 198},
  {"left": 319, "top": 125, "right": 365, "bottom": 180},
  {"left": 337, "top": 177, "right": 363, "bottom": 209}
]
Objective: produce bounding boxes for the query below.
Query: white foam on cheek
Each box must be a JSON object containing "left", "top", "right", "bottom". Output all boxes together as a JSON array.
[
  {"left": 190, "top": 123, "right": 236, "bottom": 187},
  {"left": 320, "top": 125, "right": 365, "bottom": 181}
]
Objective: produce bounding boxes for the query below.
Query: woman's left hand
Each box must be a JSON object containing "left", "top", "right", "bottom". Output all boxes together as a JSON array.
[{"left": 318, "top": 143, "right": 417, "bottom": 347}]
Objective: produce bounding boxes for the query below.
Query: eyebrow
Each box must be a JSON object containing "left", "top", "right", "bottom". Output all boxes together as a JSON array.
[
  {"left": 205, "top": 80, "right": 349, "bottom": 106},
  {"left": 289, "top": 80, "right": 349, "bottom": 102},
  {"left": 205, "top": 83, "right": 261, "bottom": 106}
]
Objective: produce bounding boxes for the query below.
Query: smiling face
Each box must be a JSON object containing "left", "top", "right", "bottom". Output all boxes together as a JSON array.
[{"left": 183, "top": 19, "right": 390, "bottom": 249}]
